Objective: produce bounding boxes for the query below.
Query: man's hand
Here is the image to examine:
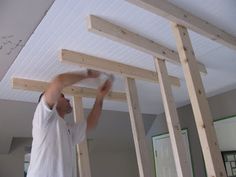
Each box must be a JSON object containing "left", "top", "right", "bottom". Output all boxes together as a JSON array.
[
  {"left": 86, "top": 76, "right": 113, "bottom": 131},
  {"left": 97, "top": 78, "right": 113, "bottom": 99}
]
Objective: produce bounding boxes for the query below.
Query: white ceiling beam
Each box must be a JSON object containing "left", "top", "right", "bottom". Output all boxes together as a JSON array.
[
  {"left": 87, "top": 15, "right": 207, "bottom": 74},
  {"left": 60, "top": 49, "right": 180, "bottom": 87},
  {"left": 127, "top": 0, "right": 236, "bottom": 50},
  {"left": 12, "top": 77, "right": 126, "bottom": 102}
]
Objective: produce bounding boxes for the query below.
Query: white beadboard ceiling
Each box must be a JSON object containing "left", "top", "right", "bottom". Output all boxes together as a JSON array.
[
  {"left": 0, "top": 0, "right": 55, "bottom": 80},
  {"left": 0, "top": 0, "right": 236, "bottom": 115}
]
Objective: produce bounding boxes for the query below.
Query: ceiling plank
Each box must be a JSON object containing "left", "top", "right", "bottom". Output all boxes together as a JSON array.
[
  {"left": 87, "top": 15, "right": 207, "bottom": 74},
  {"left": 60, "top": 49, "right": 180, "bottom": 87},
  {"left": 126, "top": 0, "right": 236, "bottom": 50},
  {"left": 12, "top": 77, "right": 126, "bottom": 102}
]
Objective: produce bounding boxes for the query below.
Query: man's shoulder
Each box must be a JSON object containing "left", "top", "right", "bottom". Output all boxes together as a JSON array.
[{"left": 32, "top": 97, "right": 57, "bottom": 128}]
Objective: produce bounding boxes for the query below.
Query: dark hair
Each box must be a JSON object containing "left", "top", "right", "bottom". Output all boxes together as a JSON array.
[{"left": 38, "top": 92, "right": 45, "bottom": 103}]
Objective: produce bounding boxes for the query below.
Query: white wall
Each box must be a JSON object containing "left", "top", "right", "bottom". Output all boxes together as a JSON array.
[
  {"left": 214, "top": 116, "right": 236, "bottom": 151},
  {"left": 0, "top": 100, "right": 155, "bottom": 177},
  {"left": 3, "top": 86, "right": 236, "bottom": 177},
  {"left": 147, "top": 88, "right": 236, "bottom": 177},
  {"left": 0, "top": 138, "right": 31, "bottom": 177},
  {"left": 0, "top": 138, "right": 139, "bottom": 177},
  {"left": 90, "top": 150, "right": 139, "bottom": 177}
]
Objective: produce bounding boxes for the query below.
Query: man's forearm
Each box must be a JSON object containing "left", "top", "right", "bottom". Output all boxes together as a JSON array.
[
  {"left": 55, "top": 71, "right": 88, "bottom": 88},
  {"left": 86, "top": 76, "right": 112, "bottom": 131},
  {"left": 86, "top": 96, "right": 103, "bottom": 131},
  {"left": 44, "top": 69, "right": 100, "bottom": 108}
]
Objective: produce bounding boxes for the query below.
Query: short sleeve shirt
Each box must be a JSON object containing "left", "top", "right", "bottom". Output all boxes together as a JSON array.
[{"left": 27, "top": 96, "right": 87, "bottom": 177}]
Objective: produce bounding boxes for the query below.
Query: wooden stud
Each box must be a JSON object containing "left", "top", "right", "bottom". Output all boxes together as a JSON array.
[
  {"left": 72, "top": 96, "right": 92, "bottom": 177},
  {"left": 124, "top": 77, "right": 152, "bottom": 177},
  {"left": 60, "top": 49, "right": 180, "bottom": 87},
  {"left": 171, "top": 23, "right": 226, "bottom": 177},
  {"left": 12, "top": 77, "right": 126, "bottom": 102},
  {"left": 88, "top": 15, "right": 207, "bottom": 74},
  {"left": 127, "top": 0, "right": 236, "bottom": 50},
  {"left": 154, "top": 57, "right": 192, "bottom": 177}
]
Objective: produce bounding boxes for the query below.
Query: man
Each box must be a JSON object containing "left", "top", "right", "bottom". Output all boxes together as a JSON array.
[{"left": 27, "top": 69, "right": 113, "bottom": 177}]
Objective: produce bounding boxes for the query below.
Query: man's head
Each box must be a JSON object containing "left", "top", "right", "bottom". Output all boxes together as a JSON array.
[
  {"left": 56, "top": 93, "right": 73, "bottom": 116},
  {"left": 38, "top": 92, "right": 72, "bottom": 118}
]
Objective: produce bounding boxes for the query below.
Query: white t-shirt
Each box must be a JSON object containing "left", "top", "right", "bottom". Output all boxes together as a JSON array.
[{"left": 27, "top": 96, "right": 87, "bottom": 177}]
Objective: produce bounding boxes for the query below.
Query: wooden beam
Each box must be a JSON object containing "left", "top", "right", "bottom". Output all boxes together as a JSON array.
[
  {"left": 171, "top": 23, "right": 227, "bottom": 177},
  {"left": 127, "top": 0, "right": 236, "bottom": 50},
  {"left": 60, "top": 49, "right": 180, "bottom": 87},
  {"left": 154, "top": 57, "right": 192, "bottom": 177},
  {"left": 72, "top": 96, "right": 92, "bottom": 177},
  {"left": 12, "top": 77, "right": 126, "bottom": 102},
  {"left": 124, "top": 77, "right": 152, "bottom": 177},
  {"left": 87, "top": 15, "right": 207, "bottom": 74}
]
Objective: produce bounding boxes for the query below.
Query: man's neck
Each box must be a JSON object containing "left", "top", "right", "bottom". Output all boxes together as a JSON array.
[{"left": 57, "top": 109, "right": 65, "bottom": 119}]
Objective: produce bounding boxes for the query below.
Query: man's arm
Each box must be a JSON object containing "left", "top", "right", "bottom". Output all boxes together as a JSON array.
[
  {"left": 44, "top": 69, "right": 100, "bottom": 109},
  {"left": 86, "top": 79, "right": 113, "bottom": 131}
]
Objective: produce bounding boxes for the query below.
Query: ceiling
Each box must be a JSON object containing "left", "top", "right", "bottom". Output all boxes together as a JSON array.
[
  {"left": 0, "top": 0, "right": 236, "bottom": 115},
  {"left": 0, "top": 0, "right": 236, "bottom": 156},
  {"left": 0, "top": 0, "right": 158, "bottom": 154}
]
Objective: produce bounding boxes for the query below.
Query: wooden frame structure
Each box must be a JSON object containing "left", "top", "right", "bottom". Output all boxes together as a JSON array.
[
  {"left": 60, "top": 49, "right": 180, "bottom": 87},
  {"left": 12, "top": 1, "right": 235, "bottom": 176},
  {"left": 87, "top": 15, "right": 207, "bottom": 75},
  {"left": 72, "top": 96, "right": 91, "bottom": 177}
]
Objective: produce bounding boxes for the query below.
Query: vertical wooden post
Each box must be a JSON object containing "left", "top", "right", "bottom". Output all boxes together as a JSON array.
[
  {"left": 72, "top": 96, "right": 92, "bottom": 177},
  {"left": 171, "top": 23, "right": 226, "bottom": 177},
  {"left": 154, "top": 58, "right": 192, "bottom": 177},
  {"left": 124, "top": 77, "right": 152, "bottom": 177}
]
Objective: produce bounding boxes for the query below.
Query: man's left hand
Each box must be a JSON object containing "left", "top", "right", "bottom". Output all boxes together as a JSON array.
[{"left": 97, "top": 78, "right": 113, "bottom": 99}]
